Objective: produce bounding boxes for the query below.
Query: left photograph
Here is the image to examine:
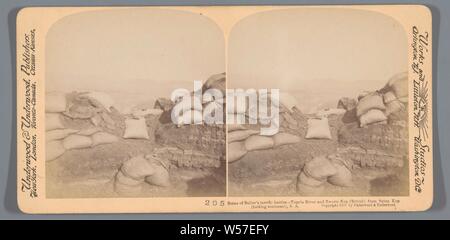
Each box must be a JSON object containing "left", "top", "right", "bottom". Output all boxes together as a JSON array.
[{"left": 44, "top": 9, "right": 226, "bottom": 198}]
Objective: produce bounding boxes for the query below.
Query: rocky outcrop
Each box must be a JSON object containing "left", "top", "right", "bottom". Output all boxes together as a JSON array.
[
  {"left": 155, "top": 124, "right": 226, "bottom": 157},
  {"left": 152, "top": 147, "right": 222, "bottom": 168}
]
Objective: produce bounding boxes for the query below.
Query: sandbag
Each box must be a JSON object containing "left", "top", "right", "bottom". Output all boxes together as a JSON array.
[
  {"left": 385, "top": 100, "right": 405, "bottom": 116},
  {"left": 121, "top": 156, "right": 156, "bottom": 180},
  {"left": 298, "top": 171, "right": 324, "bottom": 187},
  {"left": 46, "top": 129, "right": 79, "bottom": 142},
  {"left": 63, "top": 134, "right": 93, "bottom": 149},
  {"left": 77, "top": 127, "right": 102, "bottom": 136},
  {"left": 228, "top": 141, "right": 247, "bottom": 163},
  {"left": 303, "top": 156, "right": 338, "bottom": 181},
  {"left": 46, "top": 140, "right": 65, "bottom": 161},
  {"left": 383, "top": 91, "right": 397, "bottom": 104},
  {"left": 244, "top": 135, "right": 274, "bottom": 151},
  {"left": 46, "top": 92, "right": 67, "bottom": 113},
  {"left": 92, "top": 132, "right": 119, "bottom": 146},
  {"left": 356, "top": 93, "right": 385, "bottom": 117},
  {"left": 305, "top": 118, "right": 332, "bottom": 140},
  {"left": 273, "top": 132, "right": 301, "bottom": 147},
  {"left": 387, "top": 72, "right": 408, "bottom": 98},
  {"left": 46, "top": 113, "right": 64, "bottom": 131},
  {"left": 227, "top": 124, "right": 246, "bottom": 132},
  {"left": 359, "top": 109, "right": 387, "bottom": 127},
  {"left": 116, "top": 170, "right": 143, "bottom": 186},
  {"left": 328, "top": 162, "right": 353, "bottom": 187},
  {"left": 145, "top": 164, "right": 170, "bottom": 187},
  {"left": 228, "top": 129, "right": 259, "bottom": 143},
  {"left": 123, "top": 118, "right": 149, "bottom": 139}
]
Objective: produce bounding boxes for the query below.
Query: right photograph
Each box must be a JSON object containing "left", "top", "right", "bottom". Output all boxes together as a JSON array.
[{"left": 227, "top": 8, "right": 409, "bottom": 197}]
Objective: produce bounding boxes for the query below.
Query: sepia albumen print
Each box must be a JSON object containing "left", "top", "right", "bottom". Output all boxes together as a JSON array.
[
  {"left": 227, "top": 8, "right": 409, "bottom": 197},
  {"left": 16, "top": 5, "right": 433, "bottom": 213}
]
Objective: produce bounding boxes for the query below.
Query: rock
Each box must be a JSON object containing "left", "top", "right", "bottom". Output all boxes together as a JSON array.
[
  {"left": 337, "top": 97, "right": 357, "bottom": 110},
  {"left": 155, "top": 124, "right": 225, "bottom": 156},
  {"left": 154, "top": 98, "right": 174, "bottom": 112}
]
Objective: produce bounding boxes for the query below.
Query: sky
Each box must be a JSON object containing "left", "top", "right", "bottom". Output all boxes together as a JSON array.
[
  {"left": 228, "top": 8, "right": 408, "bottom": 113},
  {"left": 46, "top": 8, "right": 225, "bottom": 113},
  {"left": 46, "top": 8, "right": 408, "bottom": 114}
]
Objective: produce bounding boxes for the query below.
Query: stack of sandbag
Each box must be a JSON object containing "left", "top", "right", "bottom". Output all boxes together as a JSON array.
[
  {"left": 227, "top": 124, "right": 301, "bottom": 163},
  {"left": 383, "top": 90, "right": 406, "bottom": 117},
  {"left": 356, "top": 92, "right": 387, "bottom": 128},
  {"left": 171, "top": 74, "right": 226, "bottom": 126},
  {"left": 172, "top": 95, "right": 204, "bottom": 126},
  {"left": 114, "top": 155, "right": 170, "bottom": 196},
  {"left": 296, "top": 155, "right": 353, "bottom": 195},
  {"left": 46, "top": 125, "right": 120, "bottom": 161},
  {"left": 45, "top": 92, "right": 69, "bottom": 161},
  {"left": 384, "top": 72, "right": 408, "bottom": 103}
]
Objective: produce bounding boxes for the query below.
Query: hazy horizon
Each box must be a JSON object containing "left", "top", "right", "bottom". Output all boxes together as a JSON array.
[
  {"left": 46, "top": 8, "right": 225, "bottom": 113},
  {"left": 228, "top": 8, "right": 408, "bottom": 113}
]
